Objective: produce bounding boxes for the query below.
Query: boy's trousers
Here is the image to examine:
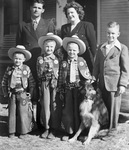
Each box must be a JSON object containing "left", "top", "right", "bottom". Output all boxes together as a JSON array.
[
  {"left": 8, "top": 92, "right": 33, "bottom": 134},
  {"left": 40, "top": 81, "right": 62, "bottom": 130},
  {"left": 102, "top": 87, "right": 121, "bottom": 130}
]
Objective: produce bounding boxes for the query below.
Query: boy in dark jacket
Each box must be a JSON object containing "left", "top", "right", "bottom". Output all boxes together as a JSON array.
[{"left": 58, "top": 35, "right": 92, "bottom": 140}]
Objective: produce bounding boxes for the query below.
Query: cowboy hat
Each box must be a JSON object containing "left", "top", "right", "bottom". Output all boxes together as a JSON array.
[
  {"left": 62, "top": 35, "right": 86, "bottom": 55},
  {"left": 38, "top": 33, "right": 62, "bottom": 51},
  {"left": 8, "top": 45, "right": 31, "bottom": 61}
]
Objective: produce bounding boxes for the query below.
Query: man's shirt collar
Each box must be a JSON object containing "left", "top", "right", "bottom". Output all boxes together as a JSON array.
[{"left": 31, "top": 17, "right": 41, "bottom": 24}]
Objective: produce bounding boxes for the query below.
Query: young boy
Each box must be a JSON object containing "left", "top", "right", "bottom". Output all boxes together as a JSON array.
[
  {"left": 37, "top": 33, "right": 62, "bottom": 139},
  {"left": 58, "top": 35, "right": 92, "bottom": 140},
  {"left": 1, "top": 45, "right": 35, "bottom": 139},
  {"left": 16, "top": 1, "right": 56, "bottom": 129},
  {"left": 93, "top": 21, "right": 129, "bottom": 132}
]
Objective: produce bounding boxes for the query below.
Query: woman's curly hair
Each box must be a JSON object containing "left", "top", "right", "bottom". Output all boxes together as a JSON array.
[{"left": 63, "top": 1, "right": 85, "bottom": 20}]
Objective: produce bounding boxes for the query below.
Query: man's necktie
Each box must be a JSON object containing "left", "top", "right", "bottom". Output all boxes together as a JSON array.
[
  {"left": 70, "top": 60, "right": 76, "bottom": 83},
  {"left": 33, "top": 20, "right": 37, "bottom": 30}
]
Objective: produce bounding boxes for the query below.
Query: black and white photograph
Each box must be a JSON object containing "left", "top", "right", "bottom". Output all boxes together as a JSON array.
[{"left": 0, "top": 0, "right": 129, "bottom": 150}]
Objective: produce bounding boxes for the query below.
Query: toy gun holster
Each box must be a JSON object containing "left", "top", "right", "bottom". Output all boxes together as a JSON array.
[{"left": 16, "top": 91, "right": 31, "bottom": 106}]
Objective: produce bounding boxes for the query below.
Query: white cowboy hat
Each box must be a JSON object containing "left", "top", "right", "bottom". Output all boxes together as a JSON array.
[
  {"left": 8, "top": 45, "right": 31, "bottom": 61},
  {"left": 38, "top": 33, "right": 62, "bottom": 51},
  {"left": 62, "top": 35, "right": 86, "bottom": 55}
]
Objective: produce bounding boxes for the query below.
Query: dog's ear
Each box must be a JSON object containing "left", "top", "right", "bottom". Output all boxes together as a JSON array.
[{"left": 96, "top": 88, "right": 102, "bottom": 98}]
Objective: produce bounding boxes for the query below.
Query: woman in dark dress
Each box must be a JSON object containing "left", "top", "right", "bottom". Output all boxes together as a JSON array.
[{"left": 61, "top": 1, "right": 97, "bottom": 74}]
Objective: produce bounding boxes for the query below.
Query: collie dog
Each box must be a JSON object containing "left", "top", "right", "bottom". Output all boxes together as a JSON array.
[{"left": 69, "top": 83, "right": 108, "bottom": 145}]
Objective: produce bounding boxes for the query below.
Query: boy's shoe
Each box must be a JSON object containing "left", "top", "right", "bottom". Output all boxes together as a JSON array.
[
  {"left": 8, "top": 133, "right": 15, "bottom": 138},
  {"left": 107, "top": 128, "right": 117, "bottom": 137},
  {"left": 47, "top": 131, "right": 55, "bottom": 139},
  {"left": 40, "top": 129, "right": 49, "bottom": 139},
  {"left": 61, "top": 135, "right": 69, "bottom": 141},
  {"left": 19, "top": 134, "right": 28, "bottom": 139}
]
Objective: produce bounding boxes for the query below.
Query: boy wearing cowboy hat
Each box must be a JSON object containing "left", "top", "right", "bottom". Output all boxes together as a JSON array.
[
  {"left": 58, "top": 35, "right": 92, "bottom": 140},
  {"left": 1, "top": 45, "right": 35, "bottom": 139},
  {"left": 37, "top": 33, "right": 62, "bottom": 139}
]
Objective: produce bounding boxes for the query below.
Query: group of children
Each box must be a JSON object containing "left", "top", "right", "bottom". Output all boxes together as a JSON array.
[{"left": 1, "top": 21, "right": 129, "bottom": 141}]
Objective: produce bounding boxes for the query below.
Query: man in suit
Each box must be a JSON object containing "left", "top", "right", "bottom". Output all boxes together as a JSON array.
[
  {"left": 16, "top": 0, "right": 56, "bottom": 129},
  {"left": 93, "top": 21, "right": 129, "bottom": 132}
]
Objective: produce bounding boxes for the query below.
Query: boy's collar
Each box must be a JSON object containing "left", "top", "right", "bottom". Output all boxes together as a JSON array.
[
  {"left": 44, "top": 53, "right": 55, "bottom": 60},
  {"left": 101, "top": 40, "right": 121, "bottom": 51},
  {"left": 12, "top": 65, "right": 23, "bottom": 69},
  {"left": 68, "top": 56, "right": 78, "bottom": 62}
]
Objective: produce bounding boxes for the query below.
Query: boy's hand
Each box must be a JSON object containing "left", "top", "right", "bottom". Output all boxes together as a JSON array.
[
  {"left": 118, "top": 86, "right": 126, "bottom": 94},
  {"left": 115, "top": 86, "right": 126, "bottom": 96}
]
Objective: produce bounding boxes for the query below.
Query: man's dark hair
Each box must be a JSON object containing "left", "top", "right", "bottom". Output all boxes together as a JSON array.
[{"left": 30, "top": 0, "right": 45, "bottom": 9}]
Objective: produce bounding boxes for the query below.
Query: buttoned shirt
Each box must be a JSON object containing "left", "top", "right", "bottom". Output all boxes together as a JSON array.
[
  {"left": 10, "top": 66, "right": 23, "bottom": 88},
  {"left": 58, "top": 57, "right": 80, "bottom": 87},
  {"left": 67, "top": 58, "right": 79, "bottom": 83},
  {"left": 2, "top": 65, "right": 35, "bottom": 97}
]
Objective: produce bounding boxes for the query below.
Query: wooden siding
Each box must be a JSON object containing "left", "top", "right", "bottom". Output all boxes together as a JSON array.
[
  {"left": 100, "top": 0, "right": 129, "bottom": 48},
  {"left": 43, "top": 0, "right": 56, "bottom": 20}
]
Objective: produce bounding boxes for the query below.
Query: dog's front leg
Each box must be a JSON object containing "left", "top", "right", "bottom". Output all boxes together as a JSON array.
[
  {"left": 83, "top": 120, "right": 100, "bottom": 145},
  {"left": 69, "top": 122, "right": 85, "bottom": 143}
]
